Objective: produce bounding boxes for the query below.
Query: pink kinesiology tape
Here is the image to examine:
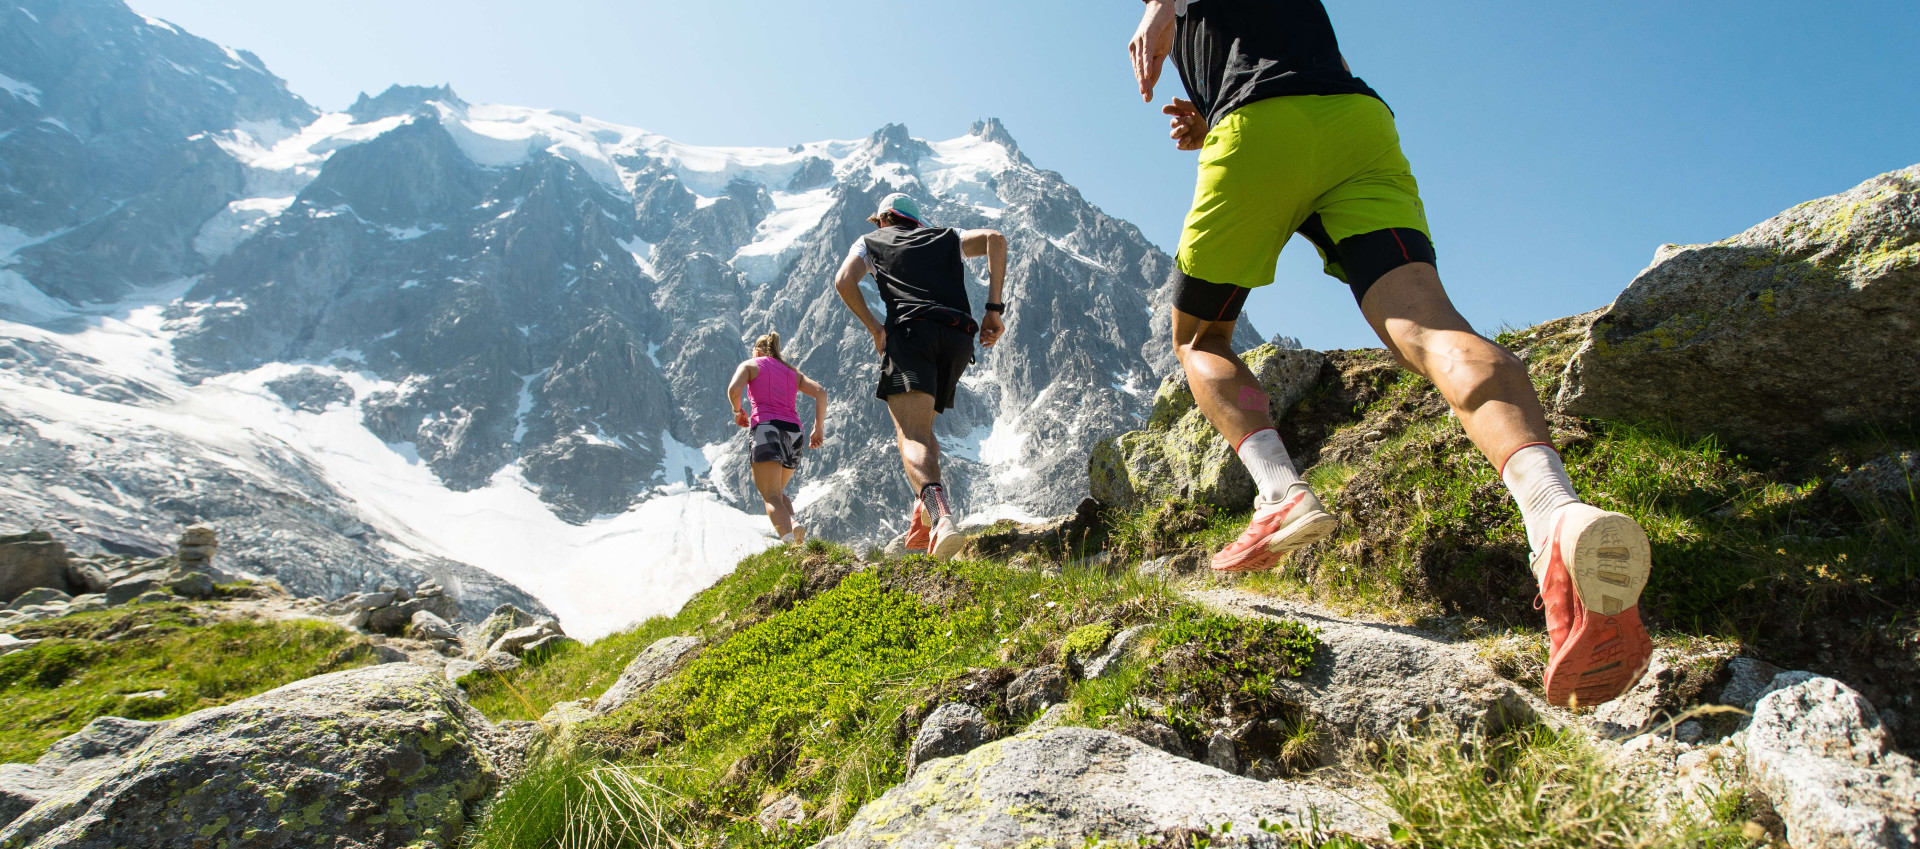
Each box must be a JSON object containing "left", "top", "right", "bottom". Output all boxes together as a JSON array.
[{"left": 1237, "top": 386, "right": 1269, "bottom": 412}]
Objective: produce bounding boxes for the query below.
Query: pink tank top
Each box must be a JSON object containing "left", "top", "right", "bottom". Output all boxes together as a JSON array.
[{"left": 745, "top": 356, "right": 800, "bottom": 427}]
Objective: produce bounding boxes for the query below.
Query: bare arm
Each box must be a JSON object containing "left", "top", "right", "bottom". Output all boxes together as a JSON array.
[
  {"left": 833, "top": 253, "right": 887, "bottom": 354},
  {"left": 961, "top": 229, "right": 1008, "bottom": 347},
  {"left": 726, "top": 360, "right": 755, "bottom": 427},
  {"left": 797, "top": 374, "right": 828, "bottom": 448}
]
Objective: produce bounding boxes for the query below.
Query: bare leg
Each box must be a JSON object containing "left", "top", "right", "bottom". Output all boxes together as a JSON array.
[
  {"left": 1358, "top": 263, "right": 1551, "bottom": 466},
  {"left": 1171, "top": 309, "right": 1269, "bottom": 446},
  {"left": 751, "top": 460, "right": 795, "bottom": 538},
  {"left": 779, "top": 465, "right": 805, "bottom": 543},
  {"left": 884, "top": 391, "right": 942, "bottom": 493}
]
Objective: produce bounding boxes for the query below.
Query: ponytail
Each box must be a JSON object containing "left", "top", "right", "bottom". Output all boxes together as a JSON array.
[{"left": 753, "top": 332, "right": 784, "bottom": 363}]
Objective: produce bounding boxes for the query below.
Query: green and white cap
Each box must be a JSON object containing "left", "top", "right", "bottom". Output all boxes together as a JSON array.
[{"left": 871, "top": 192, "right": 925, "bottom": 225}]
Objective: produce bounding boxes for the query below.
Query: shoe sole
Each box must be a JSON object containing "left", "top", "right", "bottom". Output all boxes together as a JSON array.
[
  {"left": 792, "top": 526, "right": 807, "bottom": 546},
  {"left": 930, "top": 524, "right": 967, "bottom": 561},
  {"left": 1211, "top": 510, "right": 1338, "bottom": 573},
  {"left": 1545, "top": 512, "right": 1655, "bottom": 707}
]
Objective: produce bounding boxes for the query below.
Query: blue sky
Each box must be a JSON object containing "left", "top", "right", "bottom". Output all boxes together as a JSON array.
[{"left": 133, "top": 0, "right": 1919, "bottom": 350}]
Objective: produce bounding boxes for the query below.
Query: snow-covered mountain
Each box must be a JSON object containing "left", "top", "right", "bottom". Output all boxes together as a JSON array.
[{"left": 0, "top": 0, "right": 1257, "bottom": 637}]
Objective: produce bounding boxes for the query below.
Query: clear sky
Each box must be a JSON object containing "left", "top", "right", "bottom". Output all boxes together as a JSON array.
[{"left": 132, "top": 0, "right": 1919, "bottom": 350}]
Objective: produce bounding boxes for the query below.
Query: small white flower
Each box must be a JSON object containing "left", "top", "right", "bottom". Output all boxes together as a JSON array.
[{"left": 1045, "top": 601, "right": 1058, "bottom": 609}]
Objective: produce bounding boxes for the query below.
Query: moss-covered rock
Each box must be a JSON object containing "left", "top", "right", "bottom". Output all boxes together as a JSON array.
[
  {"left": 0, "top": 664, "right": 497, "bottom": 849},
  {"left": 1089, "top": 345, "right": 1326, "bottom": 510},
  {"left": 1560, "top": 164, "right": 1920, "bottom": 456}
]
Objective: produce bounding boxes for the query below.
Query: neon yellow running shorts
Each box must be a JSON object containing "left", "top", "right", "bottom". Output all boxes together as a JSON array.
[{"left": 1175, "top": 93, "right": 1432, "bottom": 294}]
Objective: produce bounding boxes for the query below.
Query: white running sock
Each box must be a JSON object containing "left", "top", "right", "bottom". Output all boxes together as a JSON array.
[
  {"left": 1501, "top": 444, "right": 1580, "bottom": 558},
  {"left": 1238, "top": 428, "right": 1305, "bottom": 506}
]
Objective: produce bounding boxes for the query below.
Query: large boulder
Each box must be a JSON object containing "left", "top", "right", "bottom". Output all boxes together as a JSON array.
[
  {"left": 816, "top": 726, "right": 1386, "bottom": 848},
  {"left": 1188, "top": 590, "right": 1543, "bottom": 741},
  {"left": 905, "top": 702, "right": 997, "bottom": 776},
  {"left": 1744, "top": 675, "right": 1919, "bottom": 849},
  {"left": 1559, "top": 166, "right": 1920, "bottom": 456},
  {"left": 0, "top": 533, "right": 72, "bottom": 604},
  {"left": 594, "top": 636, "right": 701, "bottom": 714},
  {"left": 0, "top": 717, "right": 167, "bottom": 829},
  {"left": 469, "top": 603, "right": 536, "bottom": 656},
  {"left": 0, "top": 664, "right": 499, "bottom": 849},
  {"left": 1090, "top": 345, "right": 1325, "bottom": 510}
]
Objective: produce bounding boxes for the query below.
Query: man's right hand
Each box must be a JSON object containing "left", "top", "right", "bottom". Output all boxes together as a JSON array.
[
  {"left": 870, "top": 327, "right": 886, "bottom": 355},
  {"left": 1164, "top": 98, "right": 1206, "bottom": 151},
  {"left": 1129, "top": 0, "right": 1177, "bottom": 102}
]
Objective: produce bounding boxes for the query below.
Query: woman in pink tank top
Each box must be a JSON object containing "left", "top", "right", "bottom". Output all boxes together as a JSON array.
[{"left": 726, "top": 332, "right": 828, "bottom": 544}]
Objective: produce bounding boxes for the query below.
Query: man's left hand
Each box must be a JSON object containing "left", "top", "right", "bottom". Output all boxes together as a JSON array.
[{"left": 979, "top": 312, "right": 1005, "bottom": 348}]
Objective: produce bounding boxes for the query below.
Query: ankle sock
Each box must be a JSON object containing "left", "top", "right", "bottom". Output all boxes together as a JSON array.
[
  {"left": 919, "top": 482, "right": 953, "bottom": 520},
  {"left": 1501, "top": 444, "right": 1580, "bottom": 558},
  {"left": 1236, "top": 428, "right": 1304, "bottom": 506}
]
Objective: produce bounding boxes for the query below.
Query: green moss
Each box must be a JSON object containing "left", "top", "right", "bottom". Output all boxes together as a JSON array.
[
  {"left": 1061, "top": 622, "right": 1116, "bottom": 659},
  {"left": 0, "top": 609, "right": 377, "bottom": 762}
]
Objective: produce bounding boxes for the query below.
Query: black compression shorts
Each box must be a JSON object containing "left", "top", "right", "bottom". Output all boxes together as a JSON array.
[
  {"left": 875, "top": 320, "right": 974, "bottom": 413},
  {"left": 1171, "top": 224, "right": 1436, "bottom": 323}
]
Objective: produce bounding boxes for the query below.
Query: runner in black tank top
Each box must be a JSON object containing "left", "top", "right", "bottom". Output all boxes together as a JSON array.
[
  {"left": 831, "top": 193, "right": 1008, "bottom": 561},
  {"left": 1127, "top": 0, "right": 1656, "bottom": 709}
]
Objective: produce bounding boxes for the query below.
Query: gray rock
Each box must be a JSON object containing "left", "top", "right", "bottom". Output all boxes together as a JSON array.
[
  {"left": 0, "top": 665, "right": 497, "bottom": 848},
  {"left": 817, "top": 727, "right": 1386, "bottom": 849},
  {"left": 0, "top": 636, "right": 41, "bottom": 657},
  {"left": 1719, "top": 657, "right": 1786, "bottom": 711},
  {"left": 102, "top": 576, "right": 159, "bottom": 606},
  {"left": 1559, "top": 165, "right": 1920, "bottom": 457},
  {"left": 480, "top": 651, "right": 523, "bottom": 674},
  {"left": 1834, "top": 451, "right": 1920, "bottom": 503},
  {"left": 1025, "top": 703, "right": 1074, "bottom": 733},
  {"left": 1120, "top": 719, "right": 1190, "bottom": 759},
  {"left": 345, "top": 591, "right": 396, "bottom": 612},
  {"left": 130, "top": 590, "right": 173, "bottom": 605},
  {"left": 444, "top": 659, "right": 483, "bottom": 684},
  {"left": 1188, "top": 590, "right": 1544, "bottom": 740},
  {"left": 35, "top": 717, "right": 168, "bottom": 782},
  {"left": 489, "top": 623, "right": 559, "bottom": 657},
  {"left": 370, "top": 644, "right": 411, "bottom": 664},
  {"left": 263, "top": 369, "right": 354, "bottom": 413},
  {"left": 471, "top": 604, "right": 536, "bottom": 657},
  {"left": 906, "top": 702, "right": 997, "bottom": 775},
  {"left": 1090, "top": 346, "right": 1327, "bottom": 510},
  {"left": 1205, "top": 732, "right": 1241, "bottom": 775},
  {"left": 756, "top": 793, "right": 807, "bottom": 832},
  {"left": 406, "top": 610, "right": 459, "bottom": 642},
  {"left": 0, "top": 532, "right": 72, "bottom": 603},
  {"left": 0, "top": 765, "right": 59, "bottom": 829},
  {"left": 1005, "top": 666, "right": 1069, "bottom": 716},
  {"left": 1744, "top": 675, "right": 1919, "bottom": 848},
  {"left": 1589, "top": 651, "right": 1675, "bottom": 738},
  {"left": 1083, "top": 624, "right": 1147, "bottom": 680},
  {"left": 5, "top": 587, "right": 69, "bottom": 610},
  {"left": 162, "top": 569, "right": 215, "bottom": 600},
  {"left": 594, "top": 636, "right": 701, "bottom": 714},
  {"left": 62, "top": 563, "right": 109, "bottom": 596}
]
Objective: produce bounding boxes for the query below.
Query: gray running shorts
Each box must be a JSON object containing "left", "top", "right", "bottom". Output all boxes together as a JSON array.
[{"left": 749, "top": 422, "right": 804, "bottom": 469}]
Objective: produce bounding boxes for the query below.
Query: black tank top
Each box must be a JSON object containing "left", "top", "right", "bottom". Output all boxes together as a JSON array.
[
  {"left": 1172, "top": 0, "right": 1384, "bottom": 128},
  {"left": 860, "top": 226, "right": 976, "bottom": 331}
]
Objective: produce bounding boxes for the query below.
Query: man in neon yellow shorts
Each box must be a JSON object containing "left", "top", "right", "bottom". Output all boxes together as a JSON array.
[{"left": 1128, "top": 0, "right": 1654, "bottom": 708}]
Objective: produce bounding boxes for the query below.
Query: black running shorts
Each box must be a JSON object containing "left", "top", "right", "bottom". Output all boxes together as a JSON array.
[
  {"left": 749, "top": 421, "right": 804, "bottom": 469},
  {"left": 875, "top": 320, "right": 974, "bottom": 413}
]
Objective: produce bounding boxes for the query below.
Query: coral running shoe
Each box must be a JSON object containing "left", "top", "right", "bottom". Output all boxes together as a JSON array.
[
  {"left": 904, "top": 501, "right": 930, "bottom": 552},
  {"left": 1535, "top": 503, "right": 1655, "bottom": 708},
  {"left": 1210, "top": 486, "right": 1338, "bottom": 573},
  {"left": 928, "top": 515, "right": 967, "bottom": 562}
]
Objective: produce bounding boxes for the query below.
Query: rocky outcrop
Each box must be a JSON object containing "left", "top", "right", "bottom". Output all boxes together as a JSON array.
[
  {"left": 0, "top": 664, "right": 498, "bottom": 849},
  {"left": 1189, "top": 590, "right": 1543, "bottom": 741},
  {"left": 0, "top": 532, "right": 71, "bottom": 603},
  {"left": 817, "top": 726, "right": 1386, "bottom": 848},
  {"left": 1559, "top": 166, "right": 1920, "bottom": 456},
  {"left": 905, "top": 702, "right": 997, "bottom": 776},
  {"left": 0, "top": 717, "right": 166, "bottom": 829},
  {"left": 1744, "top": 675, "right": 1919, "bottom": 848},
  {"left": 593, "top": 635, "right": 701, "bottom": 715},
  {"left": 1090, "top": 346, "right": 1325, "bottom": 510}
]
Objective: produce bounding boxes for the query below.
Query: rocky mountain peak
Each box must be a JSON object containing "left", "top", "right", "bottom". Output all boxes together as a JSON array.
[{"left": 346, "top": 83, "right": 467, "bottom": 124}]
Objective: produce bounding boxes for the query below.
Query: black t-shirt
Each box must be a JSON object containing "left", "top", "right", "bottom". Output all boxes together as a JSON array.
[
  {"left": 856, "top": 226, "right": 977, "bottom": 331},
  {"left": 1170, "top": 0, "right": 1384, "bottom": 128}
]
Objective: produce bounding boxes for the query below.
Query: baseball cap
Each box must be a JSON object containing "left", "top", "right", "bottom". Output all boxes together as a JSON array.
[{"left": 869, "top": 192, "right": 925, "bottom": 225}]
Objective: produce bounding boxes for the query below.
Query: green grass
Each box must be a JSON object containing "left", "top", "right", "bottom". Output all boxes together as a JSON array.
[
  {"left": 1372, "top": 725, "right": 1750, "bottom": 849},
  {"left": 462, "top": 543, "right": 1319, "bottom": 849},
  {"left": 0, "top": 604, "right": 378, "bottom": 761}
]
